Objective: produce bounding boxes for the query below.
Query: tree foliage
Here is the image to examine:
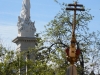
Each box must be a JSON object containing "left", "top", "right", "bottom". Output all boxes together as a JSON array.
[{"left": 41, "top": 2, "right": 100, "bottom": 75}]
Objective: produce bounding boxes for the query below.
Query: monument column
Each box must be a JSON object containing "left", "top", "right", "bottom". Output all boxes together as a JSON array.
[{"left": 12, "top": 0, "right": 36, "bottom": 74}]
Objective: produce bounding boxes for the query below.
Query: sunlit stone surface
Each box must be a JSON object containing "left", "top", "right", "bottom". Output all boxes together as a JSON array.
[{"left": 17, "top": 0, "right": 36, "bottom": 37}]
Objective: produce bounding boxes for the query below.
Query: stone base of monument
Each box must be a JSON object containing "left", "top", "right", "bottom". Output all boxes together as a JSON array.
[
  {"left": 12, "top": 37, "right": 37, "bottom": 60},
  {"left": 66, "top": 65, "right": 77, "bottom": 75},
  {"left": 13, "top": 37, "right": 37, "bottom": 75}
]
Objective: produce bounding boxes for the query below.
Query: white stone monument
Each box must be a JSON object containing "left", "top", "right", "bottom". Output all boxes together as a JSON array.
[
  {"left": 12, "top": 0, "right": 37, "bottom": 74},
  {"left": 13, "top": 0, "right": 36, "bottom": 52}
]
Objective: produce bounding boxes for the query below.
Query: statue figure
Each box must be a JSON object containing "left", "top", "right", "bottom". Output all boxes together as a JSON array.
[
  {"left": 17, "top": 0, "right": 36, "bottom": 37},
  {"left": 20, "top": 0, "right": 30, "bottom": 20}
]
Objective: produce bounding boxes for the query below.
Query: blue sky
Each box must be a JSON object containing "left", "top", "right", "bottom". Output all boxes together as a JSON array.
[{"left": 0, "top": 0, "right": 100, "bottom": 49}]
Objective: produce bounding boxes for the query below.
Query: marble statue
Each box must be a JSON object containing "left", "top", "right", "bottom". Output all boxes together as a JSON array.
[
  {"left": 20, "top": 0, "right": 30, "bottom": 19},
  {"left": 17, "top": 0, "right": 36, "bottom": 37}
]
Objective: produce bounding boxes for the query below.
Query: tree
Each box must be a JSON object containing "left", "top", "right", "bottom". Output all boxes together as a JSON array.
[
  {"left": 40, "top": 2, "right": 100, "bottom": 75},
  {"left": 0, "top": 44, "right": 19, "bottom": 75},
  {"left": 0, "top": 39, "right": 55, "bottom": 75}
]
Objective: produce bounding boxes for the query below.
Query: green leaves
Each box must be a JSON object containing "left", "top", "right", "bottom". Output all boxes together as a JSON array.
[{"left": 41, "top": 2, "right": 100, "bottom": 75}]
